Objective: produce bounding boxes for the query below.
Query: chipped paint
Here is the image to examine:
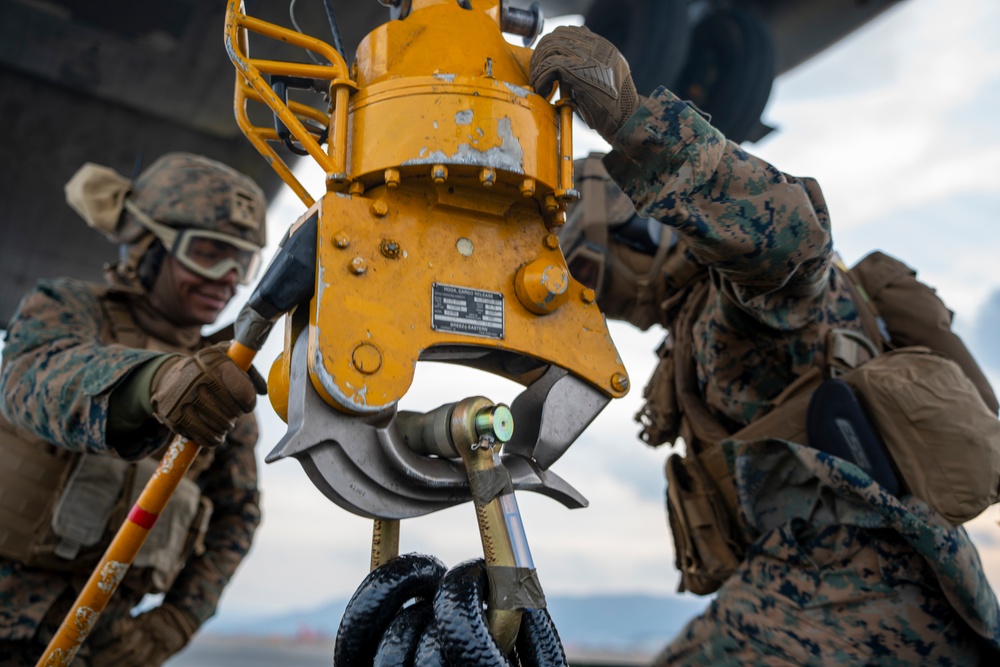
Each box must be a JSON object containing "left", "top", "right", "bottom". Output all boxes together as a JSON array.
[
  {"left": 402, "top": 117, "right": 524, "bottom": 174},
  {"left": 433, "top": 73, "right": 457, "bottom": 82},
  {"left": 312, "top": 343, "right": 393, "bottom": 414},
  {"left": 75, "top": 606, "right": 99, "bottom": 636},
  {"left": 44, "top": 648, "right": 76, "bottom": 667},
  {"left": 456, "top": 238, "right": 475, "bottom": 257},
  {"left": 97, "top": 561, "right": 129, "bottom": 594},
  {"left": 433, "top": 121, "right": 439, "bottom": 129},
  {"left": 502, "top": 81, "right": 531, "bottom": 98},
  {"left": 154, "top": 439, "right": 186, "bottom": 477},
  {"left": 224, "top": 34, "right": 249, "bottom": 72},
  {"left": 317, "top": 264, "right": 330, "bottom": 301},
  {"left": 455, "top": 110, "right": 474, "bottom": 125}
]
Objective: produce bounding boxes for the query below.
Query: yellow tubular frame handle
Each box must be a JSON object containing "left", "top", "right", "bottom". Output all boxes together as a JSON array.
[
  {"left": 36, "top": 341, "right": 258, "bottom": 667},
  {"left": 226, "top": 0, "right": 356, "bottom": 206},
  {"left": 554, "top": 100, "right": 577, "bottom": 203}
]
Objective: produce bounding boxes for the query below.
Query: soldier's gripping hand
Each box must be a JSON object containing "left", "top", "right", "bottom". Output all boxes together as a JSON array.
[
  {"left": 150, "top": 342, "right": 258, "bottom": 447},
  {"left": 529, "top": 25, "right": 640, "bottom": 142}
]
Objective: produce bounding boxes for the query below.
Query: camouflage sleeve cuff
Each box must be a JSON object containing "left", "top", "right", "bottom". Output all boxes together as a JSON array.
[
  {"left": 107, "top": 354, "right": 175, "bottom": 456},
  {"left": 603, "top": 86, "right": 726, "bottom": 217}
]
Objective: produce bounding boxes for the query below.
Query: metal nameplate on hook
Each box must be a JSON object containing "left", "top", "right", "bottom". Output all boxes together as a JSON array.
[{"left": 431, "top": 283, "right": 504, "bottom": 340}]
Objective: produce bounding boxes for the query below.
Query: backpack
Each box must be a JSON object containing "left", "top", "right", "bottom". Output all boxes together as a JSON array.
[{"left": 658, "top": 251, "right": 1000, "bottom": 594}]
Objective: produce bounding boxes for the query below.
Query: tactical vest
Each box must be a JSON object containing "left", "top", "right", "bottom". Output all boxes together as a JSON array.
[
  {"left": 652, "top": 252, "right": 1000, "bottom": 595},
  {"left": 0, "top": 285, "right": 217, "bottom": 593}
]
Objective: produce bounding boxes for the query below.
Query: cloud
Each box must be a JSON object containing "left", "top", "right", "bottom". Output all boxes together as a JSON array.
[{"left": 753, "top": 0, "right": 1000, "bottom": 236}]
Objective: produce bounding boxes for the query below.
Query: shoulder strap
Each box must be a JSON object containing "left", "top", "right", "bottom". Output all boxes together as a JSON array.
[
  {"left": 826, "top": 264, "right": 885, "bottom": 375},
  {"left": 835, "top": 262, "right": 884, "bottom": 349}
]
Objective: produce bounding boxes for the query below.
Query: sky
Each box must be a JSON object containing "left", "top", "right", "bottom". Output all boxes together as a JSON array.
[
  {"left": 1, "top": 0, "right": 996, "bottom": 636},
  {"left": 200, "top": 0, "right": 1000, "bottom": 623}
]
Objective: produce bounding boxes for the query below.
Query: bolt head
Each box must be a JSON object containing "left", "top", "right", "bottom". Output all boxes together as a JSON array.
[
  {"left": 350, "top": 257, "right": 368, "bottom": 275},
  {"left": 371, "top": 200, "right": 389, "bottom": 217},
  {"left": 334, "top": 232, "right": 351, "bottom": 249},
  {"left": 611, "top": 373, "right": 630, "bottom": 393},
  {"left": 543, "top": 234, "right": 559, "bottom": 250},
  {"left": 380, "top": 239, "right": 401, "bottom": 259},
  {"left": 352, "top": 343, "right": 382, "bottom": 374},
  {"left": 475, "top": 405, "right": 514, "bottom": 443}
]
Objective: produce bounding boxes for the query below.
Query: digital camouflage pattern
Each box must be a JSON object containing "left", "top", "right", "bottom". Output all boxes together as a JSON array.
[
  {"left": 605, "top": 87, "right": 864, "bottom": 427},
  {"left": 657, "top": 439, "right": 997, "bottom": 665},
  {"left": 0, "top": 280, "right": 165, "bottom": 455},
  {"left": 121, "top": 152, "right": 266, "bottom": 248},
  {"left": 600, "top": 87, "right": 1000, "bottom": 661},
  {"left": 0, "top": 278, "right": 260, "bottom": 666}
]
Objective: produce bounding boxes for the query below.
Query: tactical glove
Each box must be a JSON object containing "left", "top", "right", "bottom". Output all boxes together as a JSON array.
[
  {"left": 150, "top": 342, "right": 258, "bottom": 447},
  {"left": 529, "top": 26, "right": 640, "bottom": 142},
  {"left": 89, "top": 602, "right": 199, "bottom": 667}
]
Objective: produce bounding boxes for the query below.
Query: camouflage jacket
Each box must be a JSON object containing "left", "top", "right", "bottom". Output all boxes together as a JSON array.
[
  {"left": 603, "top": 88, "right": 1000, "bottom": 656},
  {"left": 604, "top": 88, "right": 864, "bottom": 428},
  {"left": 0, "top": 277, "right": 260, "bottom": 641}
]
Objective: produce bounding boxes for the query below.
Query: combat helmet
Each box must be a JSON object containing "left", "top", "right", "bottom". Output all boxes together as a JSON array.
[{"left": 66, "top": 152, "right": 267, "bottom": 290}]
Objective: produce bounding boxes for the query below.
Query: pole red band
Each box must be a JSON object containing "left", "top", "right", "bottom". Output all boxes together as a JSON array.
[{"left": 127, "top": 505, "right": 159, "bottom": 530}]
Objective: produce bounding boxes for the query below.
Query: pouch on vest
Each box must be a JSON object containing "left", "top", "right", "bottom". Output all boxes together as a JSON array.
[
  {"left": 850, "top": 251, "right": 998, "bottom": 413},
  {"left": 637, "top": 340, "right": 680, "bottom": 447},
  {"left": 50, "top": 454, "right": 130, "bottom": 559},
  {"left": 49, "top": 454, "right": 209, "bottom": 591},
  {"left": 0, "top": 426, "right": 78, "bottom": 564},
  {"left": 844, "top": 347, "right": 1000, "bottom": 525},
  {"left": 665, "top": 452, "right": 744, "bottom": 595}
]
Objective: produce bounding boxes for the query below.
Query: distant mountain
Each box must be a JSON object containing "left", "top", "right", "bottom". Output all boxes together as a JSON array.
[{"left": 204, "top": 593, "right": 709, "bottom": 653}]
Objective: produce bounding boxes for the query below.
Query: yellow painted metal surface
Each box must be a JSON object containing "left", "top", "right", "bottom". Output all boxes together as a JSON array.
[
  {"left": 349, "top": 1, "right": 556, "bottom": 191},
  {"left": 229, "top": 0, "right": 627, "bottom": 420},
  {"left": 307, "top": 187, "right": 626, "bottom": 413}
]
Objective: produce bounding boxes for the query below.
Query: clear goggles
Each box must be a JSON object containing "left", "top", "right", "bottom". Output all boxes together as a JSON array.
[{"left": 125, "top": 201, "right": 262, "bottom": 284}]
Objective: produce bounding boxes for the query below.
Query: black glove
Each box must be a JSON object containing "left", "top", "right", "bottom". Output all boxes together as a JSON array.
[{"left": 530, "top": 26, "right": 640, "bottom": 141}]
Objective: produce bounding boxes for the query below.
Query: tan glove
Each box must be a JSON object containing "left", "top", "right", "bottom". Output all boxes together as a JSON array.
[
  {"left": 89, "top": 603, "right": 199, "bottom": 667},
  {"left": 529, "top": 25, "right": 640, "bottom": 142},
  {"left": 150, "top": 342, "right": 257, "bottom": 447}
]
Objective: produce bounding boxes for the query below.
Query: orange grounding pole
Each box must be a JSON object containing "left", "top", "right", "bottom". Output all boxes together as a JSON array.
[{"left": 35, "top": 341, "right": 257, "bottom": 667}]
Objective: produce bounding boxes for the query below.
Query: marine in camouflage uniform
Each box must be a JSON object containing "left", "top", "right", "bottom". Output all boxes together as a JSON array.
[
  {"left": 532, "top": 26, "right": 1000, "bottom": 664},
  {"left": 0, "top": 154, "right": 266, "bottom": 666}
]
